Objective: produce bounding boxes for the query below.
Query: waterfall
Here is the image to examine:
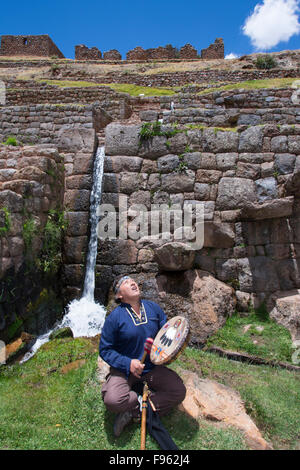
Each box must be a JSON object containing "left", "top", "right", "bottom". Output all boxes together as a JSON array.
[{"left": 21, "top": 146, "right": 107, "bottom": 362}]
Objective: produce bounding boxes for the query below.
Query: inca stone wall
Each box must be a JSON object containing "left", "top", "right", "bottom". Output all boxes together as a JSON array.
[
  {"left": 201, "top": 38, "right": 224, "bottom": 60},
  {"left": 0, "top": 104, "right": 98, "bottom": 341},
  {"left": 0, "top": 143, "right": 65, "bottom": 341},
  {"left": 0, "top": 35, "right": 64, "bottom": 58},
  {"left": 87, "top": 123, "right": 300, "bottom": 319},
  {"left": 75, "top": 45, "right": 102, "bottom": 60},
  {"left": 1, "top": 82, "right": 132, "bottom": 120}
]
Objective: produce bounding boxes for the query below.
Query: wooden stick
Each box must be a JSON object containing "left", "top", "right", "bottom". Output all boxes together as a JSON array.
[{"left": 140, "top": 382, "right": 149, "bottom": 450}]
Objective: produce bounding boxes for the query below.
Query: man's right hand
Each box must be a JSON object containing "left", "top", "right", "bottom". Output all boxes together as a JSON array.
[{"left": 130, "top": 359, "right": 145, "bottom": 378}]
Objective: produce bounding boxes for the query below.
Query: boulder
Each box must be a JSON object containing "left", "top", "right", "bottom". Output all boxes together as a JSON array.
[
  {"left": 178, "top": 370, "right": 272, "bottom": 450},
  {"left": 157, "top": 269, "right": 236, "bottom": 343},
  {"left": 267, "top": 290, "right": 300, "bottom": 342}
]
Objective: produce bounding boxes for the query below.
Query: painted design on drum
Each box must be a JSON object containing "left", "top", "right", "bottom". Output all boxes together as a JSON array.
[
  {"left": 151, "top": 343, "right": 168, "bottom": 361},
  {"left": 160, "top": 319, "right": 182, "bottom": 347}
]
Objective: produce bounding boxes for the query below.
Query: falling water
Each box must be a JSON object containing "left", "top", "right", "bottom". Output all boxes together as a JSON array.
[{"left": 21, "top": 146, "right": 107, "bottom": 362}]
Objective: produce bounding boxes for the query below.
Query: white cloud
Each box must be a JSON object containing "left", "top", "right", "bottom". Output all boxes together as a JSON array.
[
  {"left": 243, "top": 0, "right": 300, "bottom": 50},
  {"left": 225, "top": 53, "right": 239, "bottom": 59}
]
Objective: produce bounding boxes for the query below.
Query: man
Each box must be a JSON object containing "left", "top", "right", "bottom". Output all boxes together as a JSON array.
[{"left": 99, "top": 275, "right": 186, "bottom": 437}]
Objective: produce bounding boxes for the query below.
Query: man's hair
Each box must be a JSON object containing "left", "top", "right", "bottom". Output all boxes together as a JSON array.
[{"left": 113, "top": 275, "right": 130, "bottom": 303}]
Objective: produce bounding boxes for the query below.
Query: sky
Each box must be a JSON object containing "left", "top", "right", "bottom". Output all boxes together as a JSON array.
[{"left": 0, "top": 0, "right": 300, "bottom": 59}]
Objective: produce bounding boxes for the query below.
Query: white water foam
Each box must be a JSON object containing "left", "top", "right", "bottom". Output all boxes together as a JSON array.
[{"left": 21, "top": 146, "right": 107, "bottom": 363}]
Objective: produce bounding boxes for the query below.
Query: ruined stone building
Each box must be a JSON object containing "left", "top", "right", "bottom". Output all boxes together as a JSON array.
[{"left": 0, "top": 35, "right": 64, "bottom": 58}]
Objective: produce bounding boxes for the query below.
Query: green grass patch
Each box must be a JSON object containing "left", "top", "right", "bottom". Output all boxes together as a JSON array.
[
  {"left": 205, "top": 309, "right": 294, "bottom": 364},
  {"left": 36, "top": 79, "right": 175, "bottom": 96},
  {"left": 198, "top": 77, "right": 300, "bottom": 96},
  {"left": 0, "top": 337, "right": 299, "bottom": 450},
  {"left": 101, "top": 83, "right": 175, "bottom": 96}
]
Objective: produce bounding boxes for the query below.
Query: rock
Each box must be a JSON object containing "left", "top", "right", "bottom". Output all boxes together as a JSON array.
[
  {"left": 178, "top": 370, "right": 272, "bottom": 450},
  {"left": 104, "top": 156, "right": 143, "bottom": 173},
  {"left": 240, "top": 197, "right": 294, "bottom": 220},
  {"left": 157, "top": 269, "right": 236, "bottom": 343},
  {"left": 204, "top": 222, "right": 235, "bottom": 248},
  {"left": 216, "top": 177, "right": 257, "bottom": 210},
  {"left": 97, "top": 356, "right": 110, "bottom": 383},
  {"left": 216, "top": 153, "right": 238, "bottom": 171},
  {"left": 274, "top": 154, "right": 296, "bottom": 175},
  {"left": 105, "top": 123, "right": 140, "bottom": 156},
  {"left": 239, "top": 127, "right": 263, "bottom": 153},
  {"left": 49, "top": 327, "right": 74, "bottom": 340},
  {"left": 268, "top": 290, "right": 300, "bottom": 341},
  {"left": 284, "top": 169, "right": 300, "bottom": 194},
  {"left": 139, "top": 110, "right": 159, "bottom": 122},
  {"left": 161, "top": 170, "right": 195, "bottom": 193},
  {"left": 154, "top": 242, "right": 196, "bottom": 271},
  {"left": 202, "top": 128, "right": 239, "bottom": 153},
  {"left": 157, "top": 154, "right": 179, "bottom": 173},
  {"left": 57, "top": 126, "right": 96, "bottom": 153},
  {"left": 236, "top": 291, "right": 251, "bottom": 312}
]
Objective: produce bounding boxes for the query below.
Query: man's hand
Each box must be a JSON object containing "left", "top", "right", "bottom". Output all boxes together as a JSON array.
[{"left": 130, "top": 359, "right": 145, "bottom": 378}]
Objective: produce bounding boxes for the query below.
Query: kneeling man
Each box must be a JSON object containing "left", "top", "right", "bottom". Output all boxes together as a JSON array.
[{"left": 99, "top": 275, "right": 186, "bottom": 437}]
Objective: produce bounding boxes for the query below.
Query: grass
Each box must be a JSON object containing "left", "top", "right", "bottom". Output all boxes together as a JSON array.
[
  {"left": 197, "top": 77, "right": 300, "bottom": 95},
  {"left": 0, "top": 334, "right": 299, "bottom": 450},
  {"left": 36, "top": 79, "right": 175, "bottom": 96},
  {"left": 205, "top": 308, "right": 295, "bottom": 364}
]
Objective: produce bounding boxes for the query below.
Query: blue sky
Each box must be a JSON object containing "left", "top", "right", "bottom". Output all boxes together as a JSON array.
[{"left": 0, "top": 0, "right": 300, "bottom": 59}]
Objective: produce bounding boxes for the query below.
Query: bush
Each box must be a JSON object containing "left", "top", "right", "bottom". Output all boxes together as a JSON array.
[
  {"left": 0, "top": 207, "right": 11, "bottom": 236},
  {"left": 3, "top": 136, "right": 18, "bottom": 146},
  {"left": 255, "top": 55, "right": 277, "bottom": 70}
]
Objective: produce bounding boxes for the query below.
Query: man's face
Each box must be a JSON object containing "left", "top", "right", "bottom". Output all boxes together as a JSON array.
[{"left": 117, "top": 277, "right": 140, "bottom": 302}]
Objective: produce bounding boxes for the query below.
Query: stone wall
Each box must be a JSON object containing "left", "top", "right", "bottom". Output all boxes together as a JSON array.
[
  {"left": 180, "top": 44, "right": 198, "bottom": 60},
  {"left": 88, "top": 123, "right": 300, "bottom": 315},
  {"left": 55, "top": 67, "right": 300, "bottom": 88},
  {"left": 0, "top": 104, "right": 99, "bottom": 341},
  {"left": 103, "top": 50, "right": 122, "bottom": 61},
  {"left": 75, "top": 45, "right": 102, "bottom": 60},
  {"left": 0, "top": 143, "right": 65, "bottom": 341},
  {"left": 2, "top": 82, "right": 133, "bottom": 120},
  {"left": 0, "top": 35, "right": 64, "bottom": 58},
  {"left": 201, "top": 38, "right": 224, "bottom": 60}
]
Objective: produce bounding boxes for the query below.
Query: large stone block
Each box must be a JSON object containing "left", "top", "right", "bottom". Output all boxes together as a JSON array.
[
  {"left": 202, "top": 128, "right": 239, "bottom": 153},
  {"left": 204, "top": 222, "right": 235, "bottom": 248},
  {"left": 216, "top": 177, "right": 257, "bottom": 210},
  {"left": 105, "top": 123, "right": 140, "bottom": 156},
  {"left": 154, "top": 242, "right": 196, "bottom": 271},
  {"left": 238, "top": 127, "right": 263, "bottom": 153},
  {"left": 240, "top": 197, "right": 294, "bottom": 220},
  {"left": 161, "top": 170, "right": 195, "bottom": 193},
  {"left": 104, "top": 155, "right": 143, "bottom": 173},
  {"left": 57, "top": 126, "right": 96, "bottom": 153}
]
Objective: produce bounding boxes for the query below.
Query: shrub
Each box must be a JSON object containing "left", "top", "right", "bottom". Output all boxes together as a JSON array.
[
  {"left": 255, "top": 55, "right": 277, "bottom": 70},
  {"left": 3, "top": 136, "right": 18, "bottom": 146},
  {"left": 0, "top": 207, "right": 11, "bottom": 236}
]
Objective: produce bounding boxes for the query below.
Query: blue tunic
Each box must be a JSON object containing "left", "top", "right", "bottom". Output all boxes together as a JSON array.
[{"left": 99, "top": 300, "right": 167, "bottom": 377}]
